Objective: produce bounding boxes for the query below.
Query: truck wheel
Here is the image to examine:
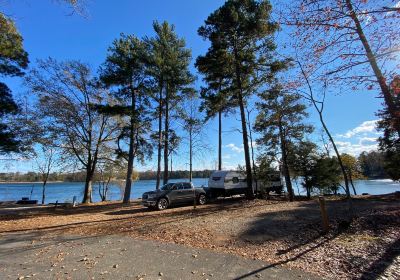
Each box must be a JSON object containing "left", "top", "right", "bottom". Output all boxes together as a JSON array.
[
  {"left": 157, "top": 198, "right": 169, "bottom": 210},
  {"left": 198, "top": 194, "right": 206, "bottom": 205}
]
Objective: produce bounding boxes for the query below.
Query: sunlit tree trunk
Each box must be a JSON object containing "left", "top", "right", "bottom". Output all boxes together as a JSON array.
[
  {"left": 156, "top": 85, "right": 163, "bottom": 190},
  {"left": 123, "top": 88, "right": 137, "bottom": 204},
  {"left": 218, "top": 110, "right": 222, "bottom": 171},
  {"left": 163, "top": 84, "right": 169, "bottom": 185},
  {"left": 345, "top": 0, "right": 400, "bottom": 137}
]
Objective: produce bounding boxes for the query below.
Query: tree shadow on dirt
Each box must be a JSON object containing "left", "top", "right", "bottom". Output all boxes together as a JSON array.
[
  {"left": 359, "top": 238, "right": 400, "bottom": 280},
  {"left": 233, "top": 233, "right": 339, "bottom": 280},
  {"left": 0, "top": 202, "right": 139, "bottom": 222}
]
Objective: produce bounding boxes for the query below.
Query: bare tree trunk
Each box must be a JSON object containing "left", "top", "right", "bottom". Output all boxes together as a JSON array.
[
  {"left": 345, "top": 0, "right": 400, "bottom": 137},
  {"left": 170, "top": 155, "right": 172, "bottom": 175},
  {"left": 123, "top": 88, "right": 137, "bottom": 204},
  {"left": 319, "top": 113, "right": 351, "bottom": 199},
  {"left": 41, "top": 153, "right": 52, "bottom": 205},
  {"left": 238, "top": 93, "right": 253, "bottom": 199},
  {"left": 218, "top": 110, "right": 222, "bottom": 171},
  {"left": 278, "top": 122, "right": 294, "bottom": 202},
  {"left": 83, "top": 168, "right": 93, "bottom": 204},
  {"left": 234, "top": 47, "right": 254, "bottom": 199},
  {"left": 41, "top": 172, "right": 50, "bottom": 205},
  {"left": 156, "top": 87, "right": 163, "bottom": 190},
  {"left": 163, "top": 84, "right": 169, "bottom": 185},
  {"left": 41, "top": 181, "right": 47, "bottom": 205},
  {"left": 246, "top": 106, "right": 257, "bottom": 183},
  {"left": 298, "top": 60, "right": 352, "bottom": 201},
  {"left": 189, "top": 126, "right": 193, "bottom": 182},
  {"left": 349, "top": 172, "right": 357, "bottom": 195},
  {"left": 304, "top": 176, "right": 311, "bottom": 199}
]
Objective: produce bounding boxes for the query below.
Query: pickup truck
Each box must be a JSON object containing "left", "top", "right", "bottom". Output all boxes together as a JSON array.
[{"left": 142, "top": 182, "right": 207, "bottom": 210}]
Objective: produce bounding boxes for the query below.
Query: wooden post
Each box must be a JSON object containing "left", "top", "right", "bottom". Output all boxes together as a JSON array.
[{"left": 318, "top": 196, "right": 329, "bottom": 233}]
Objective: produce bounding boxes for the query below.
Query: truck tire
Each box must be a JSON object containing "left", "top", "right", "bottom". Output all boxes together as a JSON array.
[
  {"left": 156, "top": 198, "right": 169, "bottom": 210},
  {"left": 198, "top": 194, "right": 206, "bottom": 205}
]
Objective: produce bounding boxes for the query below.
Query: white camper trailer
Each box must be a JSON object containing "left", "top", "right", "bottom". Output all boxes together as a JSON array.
[
  {"left": 207, "top": 170, "right": 283, "bottom": 198},
  {"left": 208, "top": 171, "right": 249, "bottom": 197}
]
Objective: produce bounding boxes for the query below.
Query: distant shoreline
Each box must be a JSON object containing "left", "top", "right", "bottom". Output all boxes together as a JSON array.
[
  {"left": 0, "top": 178, "right": 209, "bottom": 184},
  {"left": 0, "top": 181, "right": 64, "bottom": 184}
]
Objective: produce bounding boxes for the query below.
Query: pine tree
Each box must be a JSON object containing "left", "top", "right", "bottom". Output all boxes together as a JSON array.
[
  {"left": 196, "top": 46, "right": 233, "bottom": 171},
  {"left": 146, "top": 21, "right": 193, "bottom": 187},
  {"left": 254, "top": 84, "right": 313, "bottom": 201},
  {"left": 198, "top": 0, "right": 285, "bottom": 198},
  {"left": 100, "top": 34, "right": 153, "bottom": 204}
]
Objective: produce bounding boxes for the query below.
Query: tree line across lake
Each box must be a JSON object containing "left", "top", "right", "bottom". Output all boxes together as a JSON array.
[
  {"left": 1, "top": 1, "right": 399, "bottom": 205},
  {"left": 0, "top": 170, "right": 213, "bottom": 183}
]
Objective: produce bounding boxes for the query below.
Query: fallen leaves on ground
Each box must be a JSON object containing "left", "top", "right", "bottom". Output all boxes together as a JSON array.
[{"left": 1, "top": 194, "right": 399, "bottom": 279}]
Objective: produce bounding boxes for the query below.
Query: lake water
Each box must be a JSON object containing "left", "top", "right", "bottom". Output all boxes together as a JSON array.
[
  {"left": 0, "top": 178, "right": 398, "bottom": 204},
  {"left": 0, "top": 178, "right": 209, "bottom": 204}
]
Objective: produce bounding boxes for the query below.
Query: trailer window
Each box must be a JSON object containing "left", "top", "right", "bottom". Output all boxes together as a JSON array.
[{"left": 212, "top": 177, "right": 221, "bottom": 181}]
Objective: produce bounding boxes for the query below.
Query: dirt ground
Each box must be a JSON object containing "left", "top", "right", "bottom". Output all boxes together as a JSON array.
[{"left": 0, "top": 194, "right": 399, "bottom": 280}]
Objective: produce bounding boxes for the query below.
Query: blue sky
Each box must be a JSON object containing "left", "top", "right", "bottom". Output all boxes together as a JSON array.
[{"left": 1, "top": 0, "right": 384, "bottom": 173}]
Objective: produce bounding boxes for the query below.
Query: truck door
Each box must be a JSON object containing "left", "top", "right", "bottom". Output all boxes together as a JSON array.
[
  {"left": 180, "top": 182, "right": 194, "bottom": 203},
  {"left": 172, "top": 183, "right": 190, "bottom": 203}
]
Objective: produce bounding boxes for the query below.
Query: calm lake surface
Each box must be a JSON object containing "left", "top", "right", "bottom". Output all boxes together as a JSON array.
[
  {"left": 0, "top": 178, "right": 209, "bottom": 203},
  {"left": 0, "top": 178, "right": 398, "bottom": 204}
]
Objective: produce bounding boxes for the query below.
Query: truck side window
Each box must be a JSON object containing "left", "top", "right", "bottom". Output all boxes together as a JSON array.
[{"left": 183, "top": 183, "right": 192, "bottom": 189}]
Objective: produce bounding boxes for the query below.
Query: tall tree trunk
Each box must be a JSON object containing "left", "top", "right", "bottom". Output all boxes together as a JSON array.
[
  {"left": 238, "top": 92, "right": 253, "bottom": 198},
  {"left": 163, "top": 84, "right": 169, "bottom": 185},
  {"left": 278, "top": 122, "right": 294, "bottom": 202},
  {"left": 41, "top": 169, "right": 50, "bottom": 205},
  {"left": 83, "top": 166, "right": 93, "bottom": 204},
  {"left": 304, "top": 176, "right": 311, "bottom": 199},
  {"left": 319, "top": 113, "right": 351, "bottom": 199},
  {"left": 41, "top": 181, "right": 46, "bottom": 205},
  {"left": 218, "top": 109, "right": 222, "bottom": 171},
  {"left": 170, "top": 155, "right": 173, "bottom": 175},
  {"left": 123, "top": 89, "right": 136, "bottom": 204},
  {"left": 345, "top": 0, "right": 400, "bottom": 137},
  {"left": 298, "top": 60, "right": 352, "bottom": 202},
  {"left": 156, "top": 87, "right": 163, "bottom": 190},
  {"left": 189, "top": 126, "right": 193, "bottom": 182},
  {"left": 246, "top": 106, "right": 257, "bottom": 185},
  {"left": 234, "top": 49, "right": 253, "bottom": 199},
  {"left": 349, "top": 172, "right": 357, "bottom": 195}
]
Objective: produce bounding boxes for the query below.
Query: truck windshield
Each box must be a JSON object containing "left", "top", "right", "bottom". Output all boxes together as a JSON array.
[{"left": 161, "top": 183, "right": 175, "bottom": 190}]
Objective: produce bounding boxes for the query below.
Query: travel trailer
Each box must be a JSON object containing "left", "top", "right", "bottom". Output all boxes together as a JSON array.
[{"left": 207, "top": 170, "right": 283, "bottom": 198}]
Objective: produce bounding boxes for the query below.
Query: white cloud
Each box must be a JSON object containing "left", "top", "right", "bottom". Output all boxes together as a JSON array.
[
  {"left": 332, "top": 120, "right": 382, "bottom": 156},
  {"left": 224, "top": 143, "right": 243, "bottom": 153},
  {"left": 359, "top": 137, "right": 378, "bottom": 146},
  {"left": 335, "top": 140, "right": 378, "bottom": 156},
  {"left": 337, "top": 120, "right": 379, "bottom": 138}
]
